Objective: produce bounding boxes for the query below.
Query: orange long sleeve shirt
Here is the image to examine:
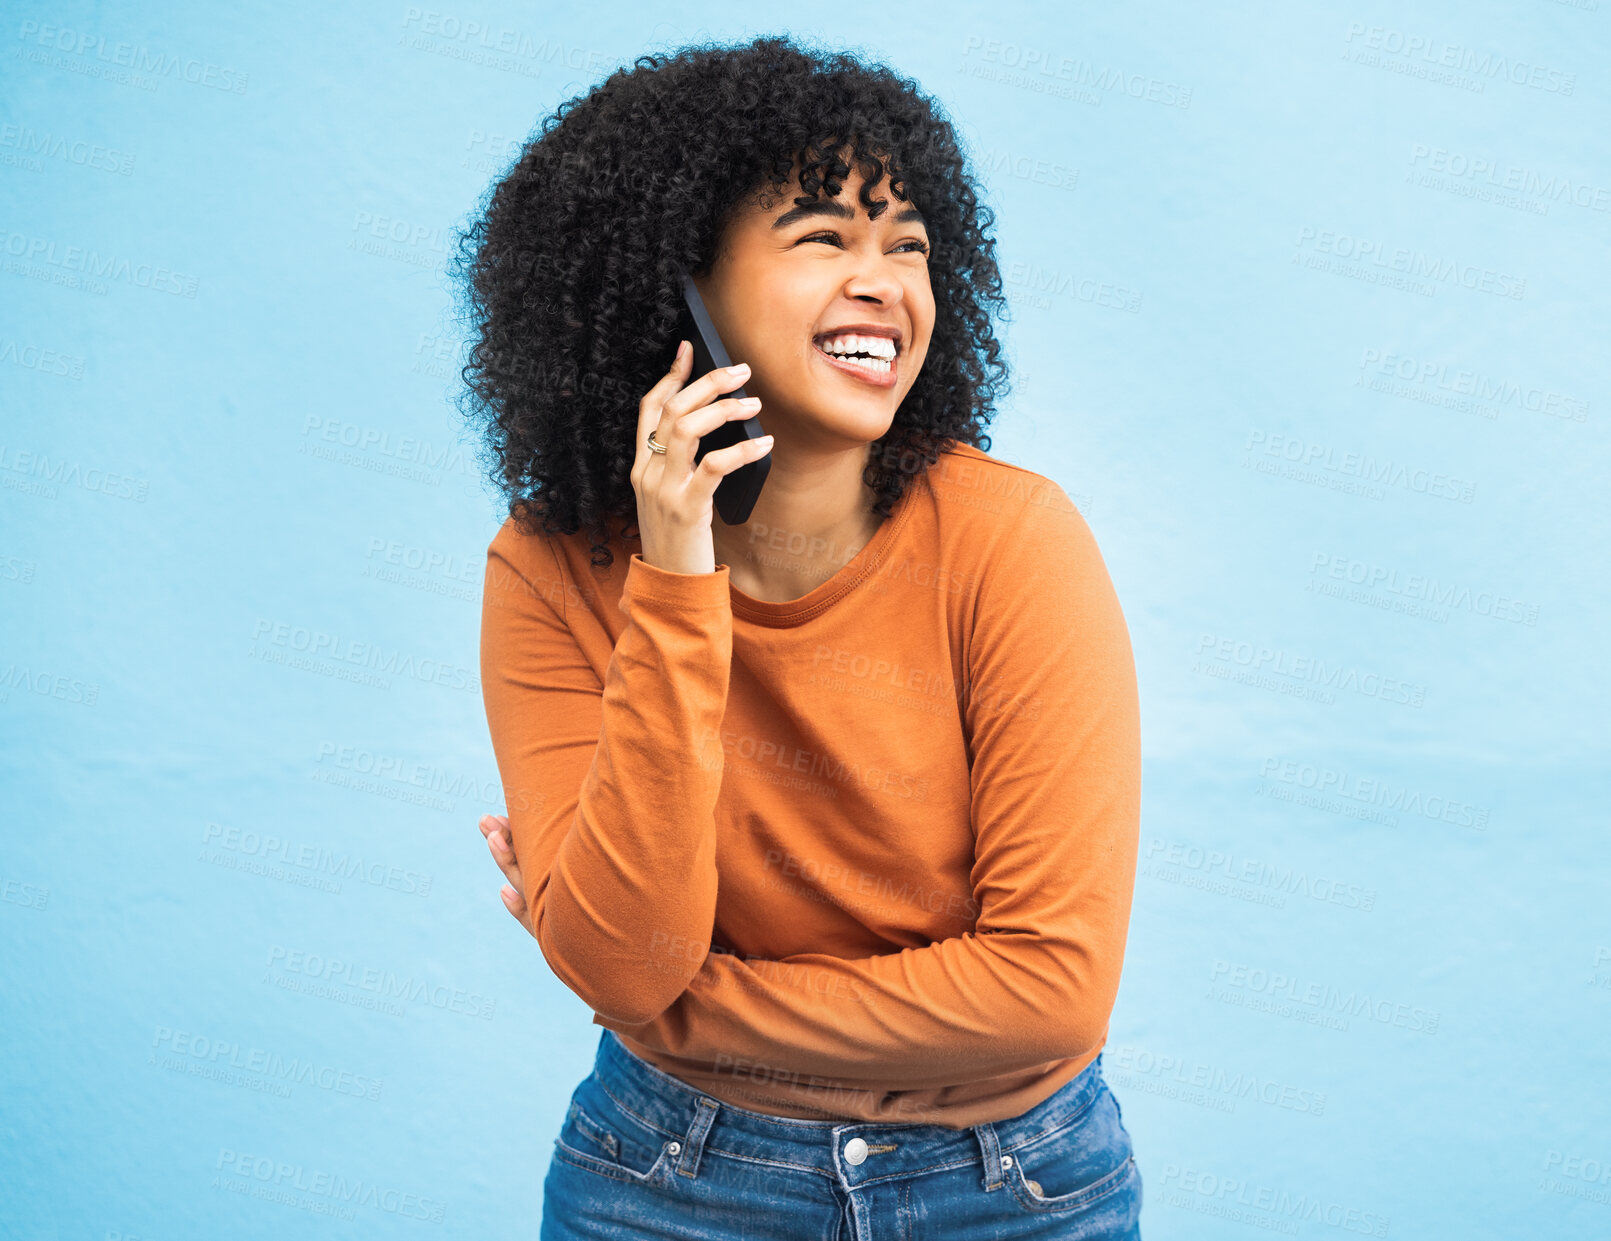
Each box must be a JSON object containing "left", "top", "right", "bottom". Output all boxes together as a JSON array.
[{"left": 479, "top": 443, "right": 1141, "bottom": 1129}]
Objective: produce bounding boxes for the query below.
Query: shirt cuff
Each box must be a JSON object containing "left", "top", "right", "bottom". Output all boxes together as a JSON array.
[{"left": 624, "top": 551, "right": 732, "bottom": 610}]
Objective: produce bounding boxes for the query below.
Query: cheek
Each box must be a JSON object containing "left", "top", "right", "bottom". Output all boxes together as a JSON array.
[{"left": 735, "top": 314, "right": 807, "bottom": 365}]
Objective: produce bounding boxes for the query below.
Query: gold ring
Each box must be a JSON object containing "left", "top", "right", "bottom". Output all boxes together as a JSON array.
[{"left": 646, "top": 429, "right": 668, "bottom": 455}]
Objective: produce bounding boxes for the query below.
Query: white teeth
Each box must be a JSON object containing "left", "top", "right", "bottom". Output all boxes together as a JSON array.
[
  {"left": 819, "top": 349, "right": 891, "bottom": 375},
  {"left": 816, "top": 333, "right": 897, "bottom": 360}
]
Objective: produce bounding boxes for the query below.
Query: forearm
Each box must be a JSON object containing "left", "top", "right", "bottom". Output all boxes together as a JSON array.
[
  {"left": 483, "top": 549, "right": 735, "bottom": 1025},
  {"left": 600, "top": 923, "right": 1125, "bottom": 1090},
  {"left": 534, "top": 600, "right": 730, "bottom": 1020}
]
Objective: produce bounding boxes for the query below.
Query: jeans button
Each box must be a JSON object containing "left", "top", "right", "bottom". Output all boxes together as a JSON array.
[{"left": 844, "top": 1137, "right": 868, "bottom": 1165}]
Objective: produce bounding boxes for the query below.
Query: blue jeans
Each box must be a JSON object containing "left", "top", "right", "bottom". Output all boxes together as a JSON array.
[{"left": 541, "top": 1029, "right": 1143, "bottom": 1239}]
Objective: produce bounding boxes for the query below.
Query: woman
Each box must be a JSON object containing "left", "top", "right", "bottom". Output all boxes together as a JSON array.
[{"left": 457, "top": 34, "right": 1144, "bottom": 1240}]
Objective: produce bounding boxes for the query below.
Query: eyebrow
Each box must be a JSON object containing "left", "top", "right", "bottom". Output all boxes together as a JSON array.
[{"left": 770, "top": 199, "right": 926, "bottom": 229}]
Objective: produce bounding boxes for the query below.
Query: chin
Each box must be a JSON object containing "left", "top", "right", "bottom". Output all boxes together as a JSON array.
[{"left": 795, "top": 406, "right": 898, "bottom": 446}]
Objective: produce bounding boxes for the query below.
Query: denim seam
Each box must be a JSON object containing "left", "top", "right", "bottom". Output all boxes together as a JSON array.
[
  {"left": 591, "top": 1039, "right": 1106, "bottom": 1186},
  {"left": 596, "top": 1076, "right": 687, "bottom": 1143},
  {"left": 1008, "top": 1153, "right": 1136, "bottom": 1213},
  {"left": 566, "top": 1100, "right": 620, "bottom": 1158},
  {"left": 845, "top": 1152, "right": 1010, "bottom": 1189},
  {"left": 999, "top": 1086, "right": 1101, "bottom": 1157},
  {"left": 697, "top": 1147, "right": 835, "bottom": 1179},
  {"left": 673, "top": 1098, "right": 719, "bottom": 1180},
  {"left": 595, "top": 1077, "right": 835, "bottom": 1177},
  {"left": 551, "top": 1136, "right": 670, "bottom": 1186},
  {"left": 974, "top": 1122, "right": 1004, "bottom": 1191}
]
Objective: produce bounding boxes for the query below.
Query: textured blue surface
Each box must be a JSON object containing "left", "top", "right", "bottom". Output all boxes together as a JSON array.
[{"left": 2, "top": 3, "right": 1607, "bottom": 1238}]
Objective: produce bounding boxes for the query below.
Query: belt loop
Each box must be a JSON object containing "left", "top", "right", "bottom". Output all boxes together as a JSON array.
[
  {"left": 673, "top": 1096, "right": 720, "bottom": 1180},
  {"left": 972, "top": 1121, "right": 1004, "bottom": 1190}
]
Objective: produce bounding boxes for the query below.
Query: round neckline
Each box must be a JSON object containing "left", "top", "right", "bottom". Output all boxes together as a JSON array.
[{"left": 725, "top": 482, "right": 920, "bottom": 627}]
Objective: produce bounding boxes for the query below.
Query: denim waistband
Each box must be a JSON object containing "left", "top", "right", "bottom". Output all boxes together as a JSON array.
[{"left": 589, "top": 1029, "right": 1105, "bottom": 1187}]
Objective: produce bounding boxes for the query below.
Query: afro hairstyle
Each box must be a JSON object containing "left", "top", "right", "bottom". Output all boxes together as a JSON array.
[{"left": 451, "top": 33, "right": 1010, "bottom": 570}]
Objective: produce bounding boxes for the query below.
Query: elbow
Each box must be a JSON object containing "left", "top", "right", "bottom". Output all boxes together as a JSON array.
[
  {"left": 1059, "top": 1017, "right": 1112, "bottom": 1064},
  {"left": 572, "top": 977, "right": 692, "bottom": 1029},
  {"left": 535, "top": 915, "right": 697, "bottom": 1027},
  {"left": 1031, "top": 1003, "right": 1109, "bottom": 1065},
  {"left": 1034, "top": 946, "right": 1120, "bottom": 1063}
]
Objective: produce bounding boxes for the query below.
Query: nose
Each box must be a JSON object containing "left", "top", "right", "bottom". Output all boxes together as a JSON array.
[{"left": 840, "top": 252, "right": 907, "bottom": 305}]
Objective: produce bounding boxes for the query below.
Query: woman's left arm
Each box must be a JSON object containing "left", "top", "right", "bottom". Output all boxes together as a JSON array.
[{"left": 483, "top": 485, "right": 1142, "bottom": 1090}]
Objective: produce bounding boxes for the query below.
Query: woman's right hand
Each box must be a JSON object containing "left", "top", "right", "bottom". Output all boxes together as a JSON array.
[{"left": 631, "top": 340, "right": 773, "bottom": 576}]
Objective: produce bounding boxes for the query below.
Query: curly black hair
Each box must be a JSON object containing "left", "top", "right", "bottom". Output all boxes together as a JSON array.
[{"left": 450, "top": 33, "right": 1010, "bottom": 570}]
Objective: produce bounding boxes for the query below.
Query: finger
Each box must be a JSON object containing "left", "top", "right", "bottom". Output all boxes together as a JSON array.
[
  {"left": 636, "top": 340, "right": 693, "bottom": 458},
  {"left": 641, "top": 364, "right": 753, "bottom": 486},
  {"left": 653, "top": 394, "right": 762, "bottom": 493},
  {"left": 500, "top": 881, "right": 531, "bottom": 930},
  {"left": 657, "top": 394, "right": 763, "bottom": 463},
  {"left": 478, "top": 816, "right": 523, "bottom": 888},
  {"left": 486, "top": 827, "right": 524, "bottom": 892},
  {"left": 688, "top": 431, "right": 775, "bottom": 493},
  {"left": 648, "top": 361, "right": 753, "bottom": 475},
  {"left": 660, "top": 360, "right": 751, "bottom": 426},
  {"left": 477, "top": 813, "right": 508, "bottom": 841}
]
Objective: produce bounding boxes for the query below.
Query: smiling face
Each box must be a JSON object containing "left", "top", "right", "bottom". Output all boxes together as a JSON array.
[{"left": 690, "top": 153, "right": 935, "bottom": 453}]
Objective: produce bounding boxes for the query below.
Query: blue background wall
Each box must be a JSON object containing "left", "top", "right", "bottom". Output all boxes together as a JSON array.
[{"left": 3, "top": 1, "right": 1608, "bottom": 1237}]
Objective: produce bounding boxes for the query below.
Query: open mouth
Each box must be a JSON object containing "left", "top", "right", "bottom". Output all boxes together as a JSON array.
[{"left": 811, "top": 334, "right": 899, "bottom": 384}]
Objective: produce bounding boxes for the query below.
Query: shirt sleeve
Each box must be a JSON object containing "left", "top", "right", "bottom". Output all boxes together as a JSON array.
[
  {"left": 600, "top": 486, "right": 1142, "bottom": 1088},
  {"left": 479, "top": 534, "right": 735, "bottom": 1025}
]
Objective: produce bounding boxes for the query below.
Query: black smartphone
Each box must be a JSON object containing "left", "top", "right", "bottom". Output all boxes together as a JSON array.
[{"left": 676, "top": 266, "right": 770, "bottom": 526}]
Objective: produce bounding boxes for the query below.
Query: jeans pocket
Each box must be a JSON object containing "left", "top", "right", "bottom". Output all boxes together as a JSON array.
[
  {"left": 1003, "top": 1079, "right": 1137, "bottom": 1215},
  {"left": 552, "top": 1075, "right": 676, "bottom": 1186}
]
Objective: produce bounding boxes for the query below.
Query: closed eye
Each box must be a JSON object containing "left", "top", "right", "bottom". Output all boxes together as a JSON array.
[{"left": 800, "top": 230, "right": 930, "bottom": 256}]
